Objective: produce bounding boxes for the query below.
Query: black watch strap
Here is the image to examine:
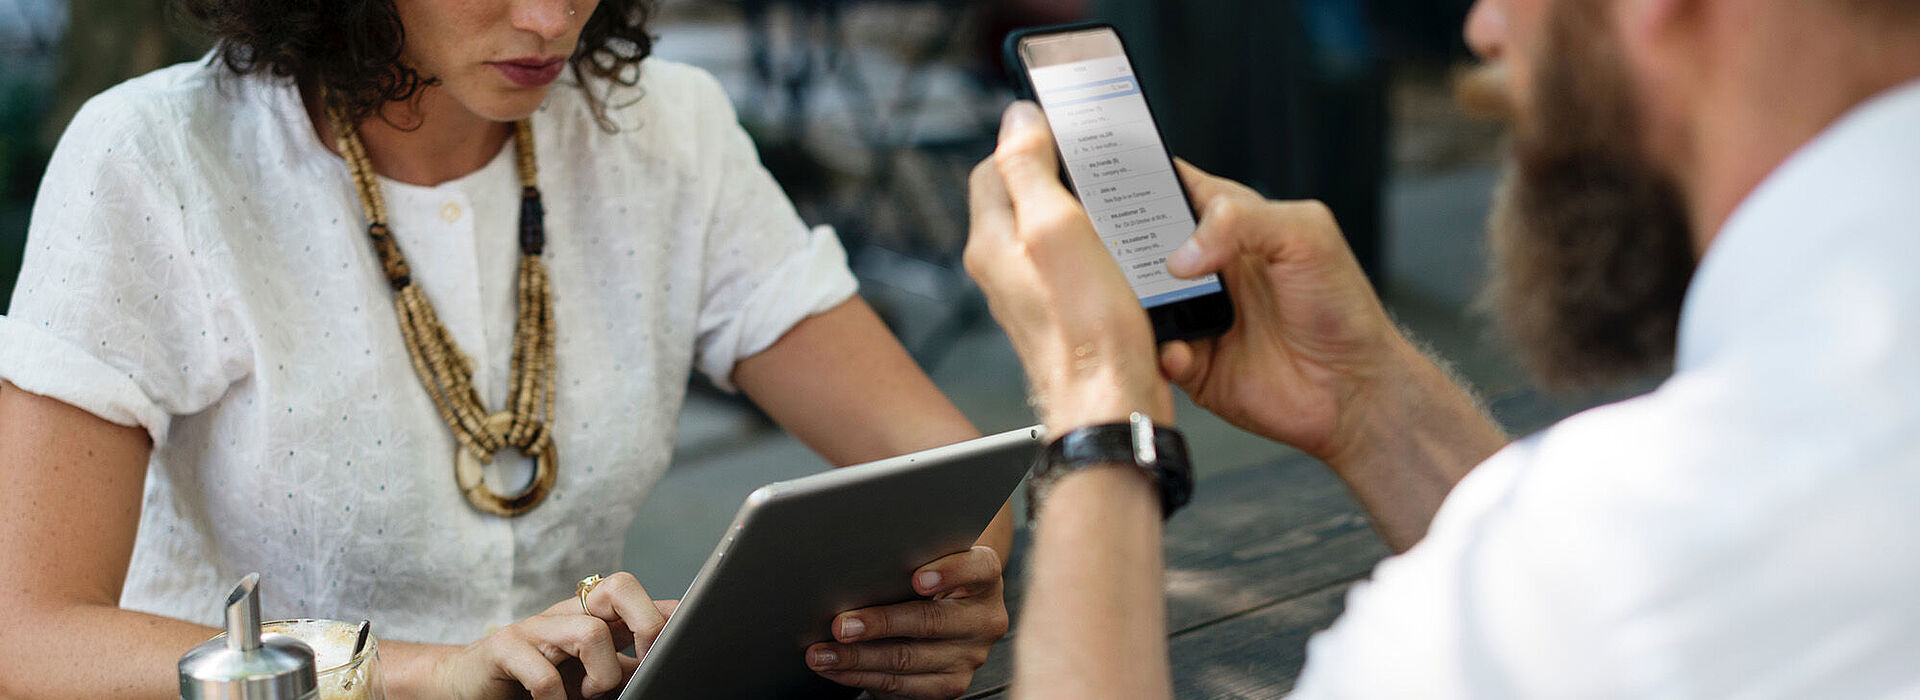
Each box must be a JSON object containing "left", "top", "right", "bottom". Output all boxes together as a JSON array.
[{"left": 1030, "top": 413, "right": 1194, "bottom": 520}]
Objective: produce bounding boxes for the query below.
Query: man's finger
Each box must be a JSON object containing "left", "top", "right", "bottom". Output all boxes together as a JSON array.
[
  {"left": 992, "top": 101, "right": 1084, "bottom": 230},
  {"left": 967, "top": 157, "right": 1017, "bottom": 242},
  {"left": 1175, "top": 158, "right": 1262, "bottom": 212},
  {"left": 911, "top": 546, "right": 1004, "bottom": 599},
  {"left": 1159, "top": 340, "right": 1199, "bottom": 385},
  {"left": 1170, "top": 195, "right": 1341, "bottom": 280},
  {"left": 835, "top": 598, "right": 997, "bottom": 642},
  {"left": 814, "top": 668, "right": 975, "bottom": 699},
  {"left": 807, "top": 639, "right": 983, "bottom": 675}
]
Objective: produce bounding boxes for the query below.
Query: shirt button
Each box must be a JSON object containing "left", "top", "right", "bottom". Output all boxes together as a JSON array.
[{"left": 441, "top": 202, "right": 463, "bottom": 222}]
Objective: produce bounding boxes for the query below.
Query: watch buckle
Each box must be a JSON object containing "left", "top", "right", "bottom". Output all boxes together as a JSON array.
[{"left": 1129, "top": 412, "right": 1156, "bottom": 467}]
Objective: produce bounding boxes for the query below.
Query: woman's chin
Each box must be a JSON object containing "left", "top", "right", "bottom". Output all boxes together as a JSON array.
[{"left": 460, "top": 88, "right": 551, "bottom": 124}]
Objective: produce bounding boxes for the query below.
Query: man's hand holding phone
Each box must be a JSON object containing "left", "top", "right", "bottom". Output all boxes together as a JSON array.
[
  {"left": 966, "top": 101, "right": 1173, "bottom": 434},
  {"left": 1155, "top": 163, "right": 1409, "bottom": 463}
]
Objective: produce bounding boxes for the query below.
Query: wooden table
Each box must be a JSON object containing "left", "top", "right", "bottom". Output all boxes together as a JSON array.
[{"left": 958, "top": 450, "right": 1392, "bottom": 699}]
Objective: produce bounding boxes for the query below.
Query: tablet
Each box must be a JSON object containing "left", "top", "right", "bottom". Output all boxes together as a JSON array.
[{"left": 617, "top": 425, "right": 1043, "bottom": 700}]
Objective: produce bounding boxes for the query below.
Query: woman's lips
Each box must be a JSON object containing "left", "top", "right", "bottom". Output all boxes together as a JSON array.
[{"left": 490, "top": 58, "right": 565, "bottom": 88}]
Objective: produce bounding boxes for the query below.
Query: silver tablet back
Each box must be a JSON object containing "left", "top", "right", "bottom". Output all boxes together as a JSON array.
[{"left": 618, "top": 425, "right": 1042, "bottom": 700}]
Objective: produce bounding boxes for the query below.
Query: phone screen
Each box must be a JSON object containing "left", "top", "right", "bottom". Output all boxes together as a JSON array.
[{"left": 1018, "top": 28, "right": 1225, "bottom": 309}]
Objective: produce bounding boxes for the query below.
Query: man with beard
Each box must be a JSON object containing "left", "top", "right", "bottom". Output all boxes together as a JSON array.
[{"left": 964, "top": 0, "right": 1920, "bottom": 697}]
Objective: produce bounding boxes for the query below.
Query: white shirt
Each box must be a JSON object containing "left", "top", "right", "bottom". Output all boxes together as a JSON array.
[
  {"left": 0, "top": 58, "right": 857, "bottom": 643},
  {"left": 1292, "top": 80, "right": 1920, "bottom": 699}
]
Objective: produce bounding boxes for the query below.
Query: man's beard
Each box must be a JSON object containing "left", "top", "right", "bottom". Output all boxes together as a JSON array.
[{"left": 1478, "top": 2, "right": 1698, "bottom": 393}]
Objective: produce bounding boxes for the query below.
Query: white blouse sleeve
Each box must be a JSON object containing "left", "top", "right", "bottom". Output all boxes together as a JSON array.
[
  {"left": 0, "top": 89, "right": 247, "bottom": 445},
  {"left": 681, "top": 71, "right": 859, "bottom": 392}
]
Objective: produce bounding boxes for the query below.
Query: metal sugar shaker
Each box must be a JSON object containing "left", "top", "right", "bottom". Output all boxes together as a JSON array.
[{"left": 178, "top": 573, "right": 319, "bottom": 700}]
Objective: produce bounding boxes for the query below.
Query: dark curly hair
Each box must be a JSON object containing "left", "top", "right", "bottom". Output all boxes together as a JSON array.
[{"left": 175, "top": 0, "right": 656, "bottom": 128}]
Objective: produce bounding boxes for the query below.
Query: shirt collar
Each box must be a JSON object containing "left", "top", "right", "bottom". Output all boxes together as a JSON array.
[{"left": 1676, "top": 78, "right": 1920, "bottom": 371}]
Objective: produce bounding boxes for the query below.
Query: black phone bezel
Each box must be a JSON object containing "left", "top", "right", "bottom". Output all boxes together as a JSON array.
[{"left": 1001, "top": 21, "right": 1235, "bottom": 343}]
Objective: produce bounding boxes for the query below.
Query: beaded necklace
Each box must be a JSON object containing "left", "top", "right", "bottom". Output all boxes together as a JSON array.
[{"left": 329, "top": 106, "right": 558, "bottom": 517}]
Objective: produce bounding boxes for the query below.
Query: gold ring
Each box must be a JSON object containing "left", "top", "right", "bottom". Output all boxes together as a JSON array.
[{"left": 577, "top": 574, "right": 606, "bottom": 615}]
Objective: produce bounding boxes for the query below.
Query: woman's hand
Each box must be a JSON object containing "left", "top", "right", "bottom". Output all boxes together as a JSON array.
[
  {"left": 806, "top": 546, "right": 1010, "bottom": 699},
  {"left": 1156, "top": 161, "right": 1408, "bottom": 463},
  {"left": 416, "top": 572, "right": 677, "bottom": 700},
  {"left": 964, "top": 101, "right": 1174, "bottom": 434}
]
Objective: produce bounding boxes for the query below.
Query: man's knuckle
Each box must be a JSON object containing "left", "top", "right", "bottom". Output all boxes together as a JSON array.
[
  {"left": 970, "top": 158, "right": 998, "bottom": 186},
  {"left": 890, "top": 644, "right": 918, "bottom": 673},
  {"left": 985, "top": 609, "right": 1010, "bottom": 639},
  {"left": 1029, "top": 207, "right": 1084, "bottom": 241},
  {"left": 961, "top": 243, "right": 987, "bottom": 277},
  {"left": 1296, "top": 199, "right": 1336, "bottom": 225},
  {"left": 978, "top": 548, "right": 1005, "bottom": 576},
  {"left": 1211, "top": 196, "right": 1250, "bottom": 228},
  {"left": 918, "top": 603, "right": 946, "bottom": 636}
]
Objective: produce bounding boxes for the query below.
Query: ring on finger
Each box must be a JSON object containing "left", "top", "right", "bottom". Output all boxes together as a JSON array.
[{"left": 577, "top": 574, "right": 607, "bottom": 615}]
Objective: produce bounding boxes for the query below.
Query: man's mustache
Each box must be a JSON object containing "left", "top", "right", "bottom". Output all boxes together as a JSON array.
[{"left": 1455, "top": 61, "right": 1515, "bottom": 122}]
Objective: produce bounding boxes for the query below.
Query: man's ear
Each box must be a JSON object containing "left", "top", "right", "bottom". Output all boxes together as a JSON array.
[
  {"left": 1614, "top": 0, "right": 1709, "bottom": 89},
  {"left": 1616, "top": 0, "right": 1702, "bottom": 53}
]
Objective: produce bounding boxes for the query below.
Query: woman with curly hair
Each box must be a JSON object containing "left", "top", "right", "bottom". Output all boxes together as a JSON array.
[{"left": 0, "top": 1, "right": 1010, "bottom": 698}]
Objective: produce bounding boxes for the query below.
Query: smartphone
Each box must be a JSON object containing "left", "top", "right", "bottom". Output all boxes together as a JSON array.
[{"left": 1004, "top": 22, "right": 1235, "bottom": 343}]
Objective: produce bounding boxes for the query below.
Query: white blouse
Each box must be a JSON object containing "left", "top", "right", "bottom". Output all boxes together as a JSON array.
[{"left": 0, "top": 57, "right": 857, "bottom": 643}]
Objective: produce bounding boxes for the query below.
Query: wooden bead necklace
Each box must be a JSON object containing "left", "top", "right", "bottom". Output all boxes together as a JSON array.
[{"left": 329, "top": 106, "right": 558, "bottom": 517}]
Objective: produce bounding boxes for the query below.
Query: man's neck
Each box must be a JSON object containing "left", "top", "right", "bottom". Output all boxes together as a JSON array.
[
  {"left": 1684, "top": 14, "right": 1920, "bottom": 250},
  {"left": 305, "top": 84, "right": 513, "bottom": 188}
]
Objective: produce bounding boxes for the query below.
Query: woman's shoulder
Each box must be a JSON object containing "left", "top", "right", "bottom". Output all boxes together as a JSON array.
[{"left": 52, "top": 57, "right": 277, "bottom": 175}]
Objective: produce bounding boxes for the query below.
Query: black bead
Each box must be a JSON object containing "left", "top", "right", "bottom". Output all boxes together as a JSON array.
[{"left": 519, "top": 187, "right": 546, "bottom": 255}]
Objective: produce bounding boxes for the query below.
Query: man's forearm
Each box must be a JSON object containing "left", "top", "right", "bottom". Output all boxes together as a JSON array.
[
  {"left": 1325, "top": 336, "right": 1509, "bottom": 552},
  {"left": 1012, "top": 467, "right": 1172, "bottom": 700}
]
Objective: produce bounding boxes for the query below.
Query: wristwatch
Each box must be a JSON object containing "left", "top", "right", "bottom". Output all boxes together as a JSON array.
[{"left": 1028, "top": 412, "right": 1194, "bottom": 521}]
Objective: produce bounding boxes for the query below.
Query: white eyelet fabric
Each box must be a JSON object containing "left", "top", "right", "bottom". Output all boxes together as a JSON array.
[{"left": 0, "top": 57, "right": 857, "bottom": 644}]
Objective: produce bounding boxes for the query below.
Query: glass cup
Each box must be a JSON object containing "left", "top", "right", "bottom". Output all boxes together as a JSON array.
[{"left": 210, "top": 618, "right": 387, "bottom": 700}]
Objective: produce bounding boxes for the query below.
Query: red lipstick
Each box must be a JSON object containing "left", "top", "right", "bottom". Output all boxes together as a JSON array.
[{"left": 489, "top": 57, "right": 566, "bottom": 88}]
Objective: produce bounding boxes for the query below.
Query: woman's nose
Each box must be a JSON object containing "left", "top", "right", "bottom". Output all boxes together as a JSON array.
[{"left": 510, "top": 0, "right": 576, "bottom": 42}]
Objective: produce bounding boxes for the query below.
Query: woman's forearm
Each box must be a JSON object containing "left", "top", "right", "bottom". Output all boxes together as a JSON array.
[
  {"left": 1012, "top": 467, "right": 1172, "bottom": 700},
  {"left": 0, "top": 603, "right": 463, "bottom": 700},
  {"left": 0, "top": 603, "right": 214, "bottom": 699}
]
